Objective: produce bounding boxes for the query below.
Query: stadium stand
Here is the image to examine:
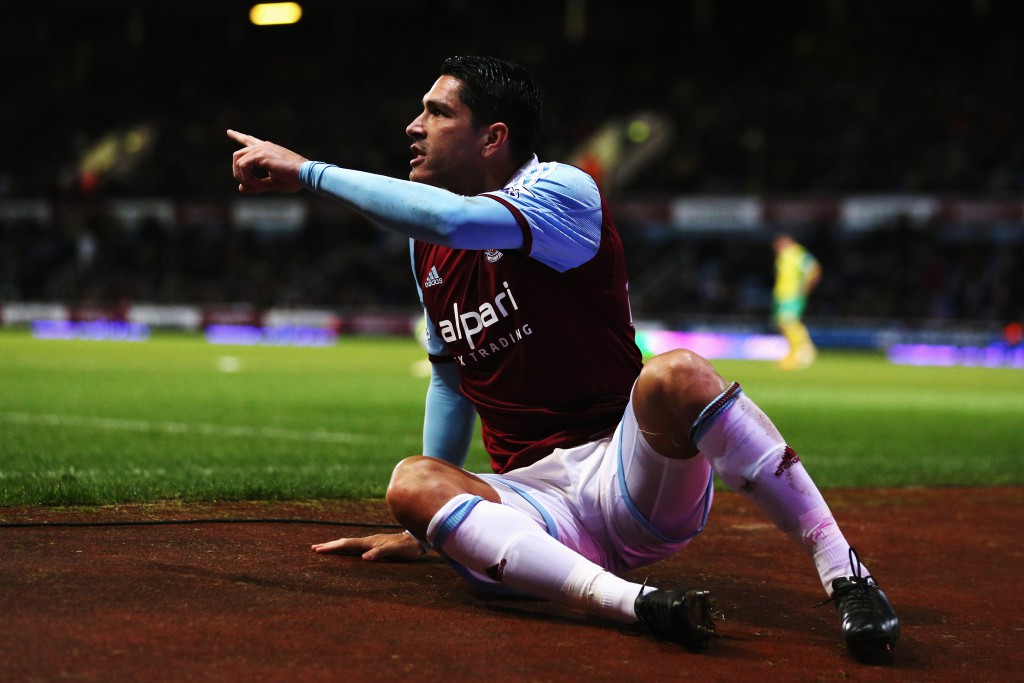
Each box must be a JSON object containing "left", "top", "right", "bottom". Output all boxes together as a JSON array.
[{"left": 1, "top": 1, "right": 1021, "bottom": 331}]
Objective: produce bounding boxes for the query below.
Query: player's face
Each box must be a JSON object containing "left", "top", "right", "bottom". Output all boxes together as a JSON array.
[{"left": 406, "top": 75, "right": 490, "bottom": 195}]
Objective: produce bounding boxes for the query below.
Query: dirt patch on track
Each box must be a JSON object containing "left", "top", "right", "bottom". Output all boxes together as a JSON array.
[{"left": 2, "top": 487, "right": 1021, "bottom": 682}]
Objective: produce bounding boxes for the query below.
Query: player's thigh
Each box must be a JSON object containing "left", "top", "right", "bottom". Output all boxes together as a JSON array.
[{"left": 602, "top": 400, "right": 714, "bottom": 571}]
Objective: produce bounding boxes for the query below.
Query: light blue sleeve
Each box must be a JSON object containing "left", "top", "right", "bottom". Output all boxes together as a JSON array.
[
  {"left": 422, "top": 361, "right": 476, "bottom": 466},
  {"left": 301, "top": 160, "right": 604, "bottom": 272},
  {"left": 301, "top": 161, "right": 523, "bottom": 250},
  {"left": 482, "top": 162, "right": 603, "bottom": 272},
  {"left": 410, "top": 241, "right": 476, "bottom": 466}
]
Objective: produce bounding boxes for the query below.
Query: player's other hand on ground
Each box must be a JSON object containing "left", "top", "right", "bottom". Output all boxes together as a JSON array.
[
  {"left": 228, "top": 129, "right": 307, "bottom": 194},
  {"left": 312, "top": 532, "right": 426, "bottom": 562}
]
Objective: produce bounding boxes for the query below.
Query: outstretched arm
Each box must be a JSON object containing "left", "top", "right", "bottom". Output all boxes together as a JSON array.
[{"left": 228, "top": 130, "right": 524, "bottom": 249}]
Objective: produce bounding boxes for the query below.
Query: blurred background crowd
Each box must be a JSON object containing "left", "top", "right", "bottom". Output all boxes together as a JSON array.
[{"left": 1, "top": 0, "right": 1021, "bottom": 329}]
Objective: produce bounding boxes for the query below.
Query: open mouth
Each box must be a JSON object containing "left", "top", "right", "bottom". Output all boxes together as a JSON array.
[{"left": 410, "top": 145, "right": 426, "bottom": 167}]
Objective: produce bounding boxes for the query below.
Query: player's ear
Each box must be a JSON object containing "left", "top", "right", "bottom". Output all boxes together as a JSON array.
[{"left": 481, "top": 122, "right": 510, "bottom": 158}]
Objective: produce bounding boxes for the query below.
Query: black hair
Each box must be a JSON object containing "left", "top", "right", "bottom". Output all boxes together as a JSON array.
[{"left": 440, "top": 55, "right": 544, "bottom": 163}]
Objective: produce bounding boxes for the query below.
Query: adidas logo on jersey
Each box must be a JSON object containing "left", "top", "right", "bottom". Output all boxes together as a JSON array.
[{"left": 424, "top": 266, "right": 443, "bottom": 288}]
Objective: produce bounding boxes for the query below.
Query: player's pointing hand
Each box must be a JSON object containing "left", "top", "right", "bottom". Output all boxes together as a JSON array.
[{"left": 228, "top": 129, "right": 308, "bottom": 194}]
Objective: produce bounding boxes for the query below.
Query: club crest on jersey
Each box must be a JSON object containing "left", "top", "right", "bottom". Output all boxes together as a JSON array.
[
  {"left": 438, "top": 281, "right": 518, "bottom": 350},
  {"left": 484, "top": 249, "right": 503, "bottom": 263},
  {"left": 423, "top": 265, "right": 443, "bottom": 288}
]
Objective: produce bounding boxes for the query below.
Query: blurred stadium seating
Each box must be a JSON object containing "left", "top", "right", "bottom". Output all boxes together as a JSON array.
[{"left": 1, "top": 1, "right": 1021, "bottom": 337}]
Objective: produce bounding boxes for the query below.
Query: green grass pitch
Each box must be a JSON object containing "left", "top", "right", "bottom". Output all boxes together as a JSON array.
[{"left": 0, "top": 328, "right": 1020, "bottom": 506}]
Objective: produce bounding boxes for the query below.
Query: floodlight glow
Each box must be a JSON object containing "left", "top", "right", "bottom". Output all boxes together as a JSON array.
[
  {"left": 250, "top": 2, "right": 302, "bottom": 26},
  {"left": 627, "top": 120, "right": 651, "bottom": 143}
]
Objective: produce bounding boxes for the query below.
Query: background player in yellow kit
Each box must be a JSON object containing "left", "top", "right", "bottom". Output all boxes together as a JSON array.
[{"left": 772, "top": 234, "right": 822, "bottom": 370}]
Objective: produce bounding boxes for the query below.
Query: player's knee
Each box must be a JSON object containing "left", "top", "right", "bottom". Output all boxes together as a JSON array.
[
  {"left": 641, "top": 349, "right": 726, "bottom": 407},
  {"left": 387, "top": 457, "right": 432, "bottom": 515},
  {"left": 630, "top": 350, "right": 727, "bottom": 457},
  {"left": 386, "top": 456, "right": 461, "bottom": 530}
]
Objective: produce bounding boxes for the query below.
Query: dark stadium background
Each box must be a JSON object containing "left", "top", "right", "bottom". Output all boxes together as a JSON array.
[{"left": 2, "top": 0, "right": 1021, "bottom": 340}]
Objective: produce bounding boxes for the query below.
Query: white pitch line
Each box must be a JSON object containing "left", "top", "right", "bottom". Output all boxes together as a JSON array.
[{"left": 0, "top": 412, "right": 398, "bottom": 445}]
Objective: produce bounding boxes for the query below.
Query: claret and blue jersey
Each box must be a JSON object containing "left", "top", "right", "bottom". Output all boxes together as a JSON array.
[
  {"left": 413, "top": 157, "right": 643, "bottom": 472},
  {"left": 300, "top": 155, "right": 643, "bottom": 473}
]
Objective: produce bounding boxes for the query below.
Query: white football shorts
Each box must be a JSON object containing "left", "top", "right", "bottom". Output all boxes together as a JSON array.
[{"left": 478, "top": 391, "right": 714, "bottom": 575}]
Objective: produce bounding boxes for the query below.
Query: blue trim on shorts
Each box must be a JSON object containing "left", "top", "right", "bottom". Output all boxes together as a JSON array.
[
  {"left": 616, "top": 430, "right": 714, "bottom": 544},
  {"left": 478, "top": 474, "right": 559, "bottom": 541},
  {"left": 431, "top": 495, "right": 483, "bottom": 550}
]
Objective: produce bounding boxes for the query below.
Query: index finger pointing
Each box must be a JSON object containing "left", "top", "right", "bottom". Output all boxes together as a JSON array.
[{"left": 227, "top": 129, "right": 263, "bottom": 146}]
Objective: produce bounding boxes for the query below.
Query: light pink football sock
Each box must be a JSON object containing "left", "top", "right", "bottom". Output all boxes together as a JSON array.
[
  {"left": 426, "top": 494, "right": 645, "bottom": 621},
  {"left": 692, "top": 384, "right": 861, "bottom": 594}
]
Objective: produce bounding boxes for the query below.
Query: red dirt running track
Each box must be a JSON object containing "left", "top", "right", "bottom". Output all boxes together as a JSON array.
[{"left": 2, "top": 487, "right": 1021, "bottom": 682}]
